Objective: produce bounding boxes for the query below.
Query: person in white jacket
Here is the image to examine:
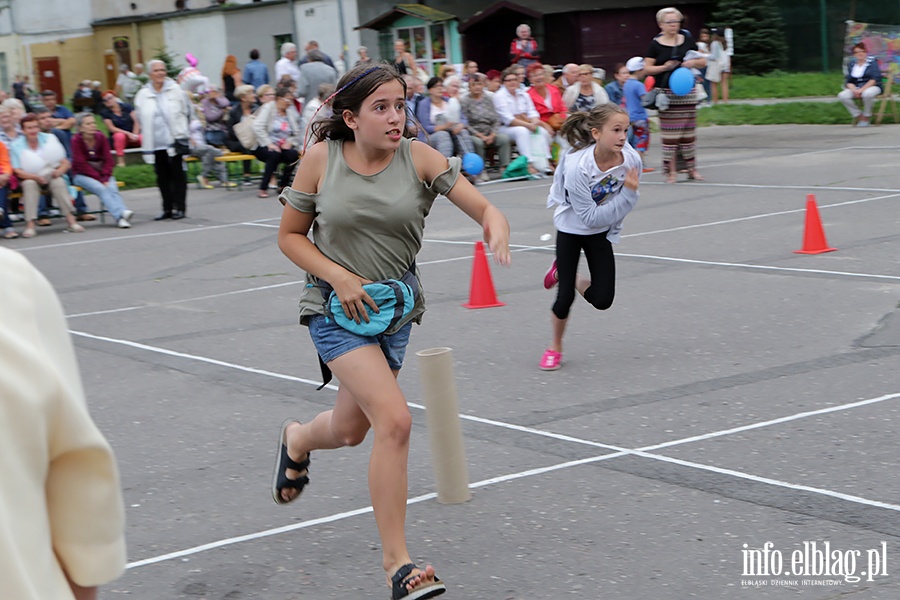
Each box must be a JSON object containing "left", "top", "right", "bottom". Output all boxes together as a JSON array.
[
  {"left": 492, "top": 65, "right": 553, "bottom": 174},
  {"left": 134, "top": 59, "right": 193, "bottom": 220},
  {"left": 251, "top": 85, "right": 303, "bottom": 197},
  {"left": 539, "top": 104, "right": 641, "bottom": 371},
  {"left": 0, "top": 247, "right": 126, "bottom": 600}
]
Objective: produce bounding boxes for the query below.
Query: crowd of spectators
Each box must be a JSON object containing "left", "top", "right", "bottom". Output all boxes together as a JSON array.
[{"left": 2, "top": 21, "right": 728, "bottom": 239}]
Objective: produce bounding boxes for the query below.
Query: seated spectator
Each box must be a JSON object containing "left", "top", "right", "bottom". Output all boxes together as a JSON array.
[
  {"left": 257, "top": 84, "right": 276, "bottom": 105},
  {"left": 552, "top": 63, "right": 580, "bottom": 93},
  {"left": 35, "top": 106, "right": 93, "bottom": 222},
  {"left": 3, "top": 98, "right": 31, "bottom": 124},
  {"left": 9, "top": 114, "right": 85, "bottom": 237},
  {"left": 251, "top": 85, "right": 301, "bottom": 198},
  {"left": 200, "top": 86, "right": 231, "bottom": 147},
  {"left": 444, "top": 75, "right": 463, "bottom": 100},
  {"left": 563, "top": 64, "right": 610, "bottom": 113},
  {"left": 70, "top": 112, "right": 134, "bottom": 228},
  {"left": 414, "top": 77, "right": 475, "bottom": 164},
  {"left": 41, "top": 91, "right": 75, "bottom": 145},
  {"left": 301, "top": 82, "right": 335, "bottom": 149},
  {"left": 401, "top": 74, "right": 424, "bottom": 137},
  {"left": 255, "top": 83, "right": 279, "bottom": 189},
  {"left": 99, "top": 91, "right": 141, "bottom": 167},
  {"left": 462, "top": 60, "right": 479, "bottom": 87},
  {"left": 605, "top": 63, "right": 629, "bottom": 107},
  {"left": 525, "top": 62, "right": 568, "bottom": 137},
  {"left": 460, "top": 72, "right": 512, "bottom": 177},
  {"left": 188, "top": 116, "right": 235, "bottom": 189},
  {"left": 0, "top": 104, "right": 21, "bottom": 145},
  {"left": 0, "top": 139, "right": 16, "bottom": 238},
  {"left": 492, "top": 65, "right": 553, "bottom": 175},
  {"left": 440, "top": 65, "right": 458, "bottom": 80},
  {"left": 838, "top": 42, "right": 882, "bottom": 127},
  {"left": 72, "top": 80, "right": 95, "bottom": 112},
  {"left": 484, "top": 70, "right": 502, "bottom": 95},
  {"left": 226, "top": 84, "right": 259, "bottom": 182}
]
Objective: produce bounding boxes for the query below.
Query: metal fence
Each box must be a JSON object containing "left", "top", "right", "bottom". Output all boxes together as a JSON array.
[{"left": 778, "top": 0, "right": 900, "bottom": 71}]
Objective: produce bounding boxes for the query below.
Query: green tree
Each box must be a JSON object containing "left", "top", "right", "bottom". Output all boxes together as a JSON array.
[
  {"left": 151, "top": 47, "right": 183, "bottom": 79},
  {"left": 710, "top": 0, "right": 788, "bottom": 75}
]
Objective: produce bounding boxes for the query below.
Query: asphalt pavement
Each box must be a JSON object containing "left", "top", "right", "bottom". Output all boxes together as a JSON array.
[{"left": 9, "top": 122, "right": 900, "bottom": 599}]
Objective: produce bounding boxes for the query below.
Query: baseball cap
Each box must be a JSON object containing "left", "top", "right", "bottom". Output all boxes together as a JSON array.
[{"left": 626, "top": 57, "right": 644, "bottom": 73}]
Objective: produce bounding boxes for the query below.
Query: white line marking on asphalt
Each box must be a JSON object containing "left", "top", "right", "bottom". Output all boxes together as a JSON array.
[
  {"left": 79, "top": 325, "right": 899, "bottom": 569},
  {"left": 622, "top": 193, "right": 900, "bottom": 238},
  {"left": 616, "top": 254, "right": 900, "bottom": 281},
  {"left": 124, "top": 387, "right": 900, "bottom": 569}
]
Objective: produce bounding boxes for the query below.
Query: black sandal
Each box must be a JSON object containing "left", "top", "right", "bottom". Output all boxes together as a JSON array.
[
  {"left": 391, "top": 563, "right": 446, "bottom": 600},
  {"left": 271, "top": 419, "right": 311, "bottom": 505}
]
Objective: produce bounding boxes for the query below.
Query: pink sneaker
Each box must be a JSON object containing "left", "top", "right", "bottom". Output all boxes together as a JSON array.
[
  {"left": 543, "top": 260, "right": 558, "bottom": 289},
  {"left": 540, "top": 348, "right": 562, "bottom": 371}
]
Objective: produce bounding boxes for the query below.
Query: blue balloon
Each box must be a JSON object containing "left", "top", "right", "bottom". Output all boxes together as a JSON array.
[
  {"left": 462, "top": 152, "right": 484, "bottom": 176},
  {"left": 669, "top": 67, "right": 694, "bottom": 96}
]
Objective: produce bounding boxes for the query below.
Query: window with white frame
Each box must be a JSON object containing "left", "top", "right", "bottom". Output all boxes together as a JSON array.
[{"left": 394, "top": 23, "right": 448, "bottom": 79}]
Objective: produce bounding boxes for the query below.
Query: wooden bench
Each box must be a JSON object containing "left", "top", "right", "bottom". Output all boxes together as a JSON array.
[
  {"left": 875, "top": 78, "right": 898, "bottom": 126},
  {"left": 7, "top": 181, "right": 124, "bottom": 225}
]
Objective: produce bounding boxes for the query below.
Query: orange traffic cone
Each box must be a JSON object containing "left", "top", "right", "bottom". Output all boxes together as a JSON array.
[
  {"left": 795, "top": 194, "right": 836, "bottom": 255},
  {"left": 463, "top": 241, "right": 505, "bottom": 309}
]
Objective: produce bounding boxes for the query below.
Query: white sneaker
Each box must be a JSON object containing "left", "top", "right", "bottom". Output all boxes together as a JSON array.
[
  {"left": 121, "top": 209, "right": 134, "bottom": 223},
  {"left": 117, "top": 218, "right": 132, "bottom": 229}
]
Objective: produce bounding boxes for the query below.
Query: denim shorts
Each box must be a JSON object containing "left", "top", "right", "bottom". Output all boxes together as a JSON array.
[{"left": 308, "top": 314, "right": 413, "bottom": 370}]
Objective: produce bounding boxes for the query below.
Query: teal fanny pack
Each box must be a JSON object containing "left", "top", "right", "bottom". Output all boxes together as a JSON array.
[
  {"left": 315, "top": 262, "right": 418, "bottom": 337},
  {"left": 324, "top": 278, "right": 415, "bottom": 336}
]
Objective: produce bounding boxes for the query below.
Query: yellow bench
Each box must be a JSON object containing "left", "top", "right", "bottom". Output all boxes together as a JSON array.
[{"left": 186, "top": 151, "right": 260, "bottom": 189}]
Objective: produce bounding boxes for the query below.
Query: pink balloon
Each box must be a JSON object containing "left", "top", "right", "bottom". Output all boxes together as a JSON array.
[{"left": 185, "top": 52, "right": 198, "bottom": 68}]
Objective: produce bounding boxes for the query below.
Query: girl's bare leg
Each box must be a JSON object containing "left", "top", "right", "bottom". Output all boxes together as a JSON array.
[{"left": 286, "top": 345, "right": 438, "bottom": 591}]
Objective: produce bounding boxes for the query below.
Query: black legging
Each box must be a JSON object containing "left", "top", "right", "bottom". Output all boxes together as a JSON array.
[
  {"left": 552, "top": 230, "right": 615, "bottom": 320},
  {"left": 254, "top": 146, "right": 299, "bottom": 191},
  {"left": 153, "top": 150, "right": 187, "bottom": 214}
]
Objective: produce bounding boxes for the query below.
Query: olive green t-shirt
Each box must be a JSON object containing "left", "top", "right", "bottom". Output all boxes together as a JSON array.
[{"left": 280, "top": 137, "right": 462, "bottom": 332}]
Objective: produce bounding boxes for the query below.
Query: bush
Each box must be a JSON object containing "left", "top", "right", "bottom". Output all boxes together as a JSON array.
[{"left": 710, "top": 0, "right": 789, "bottom": 75}]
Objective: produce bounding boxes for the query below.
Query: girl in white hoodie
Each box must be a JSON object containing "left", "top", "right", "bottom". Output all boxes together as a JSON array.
[{"left": 540, "top": 103, "right": 641, "bottom": 371}]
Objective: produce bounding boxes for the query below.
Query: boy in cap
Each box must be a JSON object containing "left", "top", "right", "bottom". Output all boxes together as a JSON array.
[{"left": 623, "top": 56, "right": 653, "bottom": 172}]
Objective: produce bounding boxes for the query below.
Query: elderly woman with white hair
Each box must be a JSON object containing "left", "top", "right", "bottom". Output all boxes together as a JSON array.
[
  {"left": 643, "top": 6, "right": 706, "bottom": 183},
  {"left": 510, "top": 23, "right": 540, "bottom": 72},
  {"left": 134, "top": 59, "right": 192, "bottom": 220}
]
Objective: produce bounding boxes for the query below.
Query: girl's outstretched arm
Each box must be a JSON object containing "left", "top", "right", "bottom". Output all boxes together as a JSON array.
[{"left": 412, "top": 141, "right": 511, "bottom": 265}]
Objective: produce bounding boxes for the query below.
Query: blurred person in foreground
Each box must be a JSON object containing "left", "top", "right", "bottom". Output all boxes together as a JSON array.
[{"left": 0, "top": 246, "right": 126, "bottom": 599}]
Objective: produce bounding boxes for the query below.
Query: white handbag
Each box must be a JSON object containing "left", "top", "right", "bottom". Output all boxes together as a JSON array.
[{"left": 233, "top": 113, "right": 258, "bottom": 150}]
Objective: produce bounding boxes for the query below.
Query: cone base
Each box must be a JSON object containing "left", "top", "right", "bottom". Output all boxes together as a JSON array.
[
  {"left": 462, "top": 301, "right": 506, "bottom": 309},
  {"left": 794, "top": 247, "right": 837, "bottom": 254}
]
